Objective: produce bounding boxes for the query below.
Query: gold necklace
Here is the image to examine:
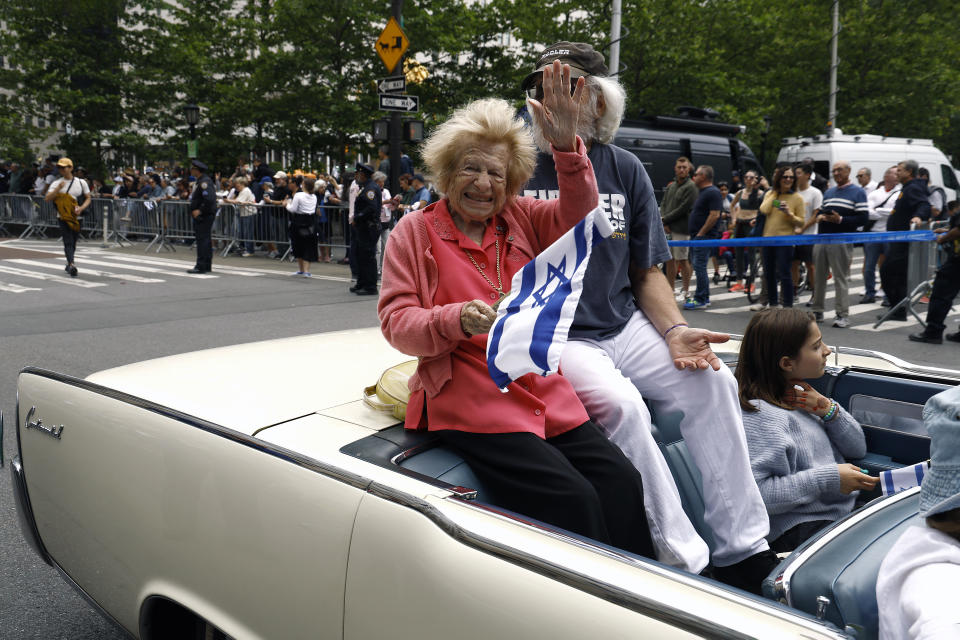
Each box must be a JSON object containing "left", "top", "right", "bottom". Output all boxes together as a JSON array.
[{"left": 463, "top": 236, "right": 506, "bottom": 305}]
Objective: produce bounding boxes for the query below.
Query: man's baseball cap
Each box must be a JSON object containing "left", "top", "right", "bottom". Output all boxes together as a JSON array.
[
  {"left": 56, "top": 157, "right": 74, "bottom": 169},
  {"left": 273, "top": 171, "right": 288, "bottom": 179},
  {"left": 520, "top": 41, "right": 609, "bottom": 92},
  {"left": 412, "top": 173, "right": 425, "bottom": 183}
]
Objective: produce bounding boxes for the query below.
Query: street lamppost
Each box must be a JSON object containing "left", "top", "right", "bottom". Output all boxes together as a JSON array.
[
  {"left": 184, "top": 104, "right": 200, "bottom": 159},
  {"left": 760, "top": 115, "right": 772, "bottom": 173}
]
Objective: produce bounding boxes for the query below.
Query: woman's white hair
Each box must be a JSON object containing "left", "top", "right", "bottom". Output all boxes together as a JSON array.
[{"left": 421, "top": 97, "right": 536, "bottom": 197}]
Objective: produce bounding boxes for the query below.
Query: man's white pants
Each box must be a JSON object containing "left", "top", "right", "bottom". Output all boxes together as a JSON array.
[{"left": 561, "top": 310, "right": 770, "bottom": 571}]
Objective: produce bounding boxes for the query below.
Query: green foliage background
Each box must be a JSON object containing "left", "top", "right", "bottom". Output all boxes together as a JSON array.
[{"left": 2, "top": 0, "right": 958, "bottom": 174}]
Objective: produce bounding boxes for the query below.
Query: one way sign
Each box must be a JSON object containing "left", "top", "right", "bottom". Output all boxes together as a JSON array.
[
  {"left": 379, "top": 94, "right": 419, "bottom": 112},
  {"left": 378, "top": 77, "right": 406, "bottom": 93}
]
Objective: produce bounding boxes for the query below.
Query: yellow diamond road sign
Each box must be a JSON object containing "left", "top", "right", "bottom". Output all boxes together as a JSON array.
[{"left": 376, "top": 17, "right": 409, "bottom": 73}]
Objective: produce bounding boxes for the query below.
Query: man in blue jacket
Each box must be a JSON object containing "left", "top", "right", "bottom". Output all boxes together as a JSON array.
[
  {"left": 880, "top": 159, "right": 931, "bottom": 320},
  {"left": 810, "top": 162, "right": 868, "bottom": 328}
]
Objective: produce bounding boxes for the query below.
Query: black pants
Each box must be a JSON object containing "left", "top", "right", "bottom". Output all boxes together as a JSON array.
[
  {"left": 193, "top": 214, "right": 215, "bottom": 271},
  {"left": 59, "top": 219, "right": 79, "bottom": 265},
  {"left": 355, "top": 222, "right": 379, "bottom": 291},
  {"left": 769, "top": 519, "right": 832, "bottom": 553},
  {"left": 437, "top": 421, "right": 655, "bottom": 558},
  {"left": 763, "top": 245, "right": 794, "bottom": 307},
  {"left": 733, "top": 219, "right": 755, "bottom": 280},
  {"left": 925, "top": 256, "right": 960, "bottom": 334},
  {"left": 880, "top": 241, "right": 909, "bottom": 309}
]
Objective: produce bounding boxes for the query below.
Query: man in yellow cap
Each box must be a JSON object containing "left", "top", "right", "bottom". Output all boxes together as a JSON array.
[{"left": 44, "top": 157, "right": 91, "bottom": 277}]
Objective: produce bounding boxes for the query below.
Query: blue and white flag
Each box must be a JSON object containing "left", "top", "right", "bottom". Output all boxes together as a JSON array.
[
  {"left": 486, "top": 207, "right": 614, "bottom": 390},
  {"left": 880, "top": 461, "right": 930, "bottom": 497}
]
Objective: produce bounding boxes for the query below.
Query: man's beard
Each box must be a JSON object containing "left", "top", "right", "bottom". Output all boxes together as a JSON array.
[{"left": 528, "top": 95, "right": 600, "bottom": 153}]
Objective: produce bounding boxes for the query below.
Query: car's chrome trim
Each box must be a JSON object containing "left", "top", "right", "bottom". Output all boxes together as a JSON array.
[
  {"left": 1, "top": 409, "right": 5, "bottom": 467},
  {"left": 365, "top": 483, "right": 850, "bottom": 640},
  {"left": 10, "top": 456, "right": 52, "bottom": 565},
  {"left": 777, "top": 487, "right": 920, "bottom": 607},
  {"left": 17, "top": 367, "right": 849, "bottom": 639}
]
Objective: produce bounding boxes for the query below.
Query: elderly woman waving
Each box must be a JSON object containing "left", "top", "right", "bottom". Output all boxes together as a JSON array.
[{"left": 378, "top": 62, "right": 654, "bottom": 557}]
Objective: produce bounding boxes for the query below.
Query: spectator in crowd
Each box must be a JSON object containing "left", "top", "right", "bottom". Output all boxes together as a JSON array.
[
  {"left": 9, "top": 162, "right": 23, "bottom": 193},
  {"left": 372, "top": 171, "right": 397, "bottom": 276},
  {"left": 521, "top": 42, "right": 776, "bottom": 591},
  {"left": 918, "top": 167, "right": 947, "bottom": 220},
  {"left": 315, "top": 178, "right": 333, "bottom": 263},
  {"left": 19, "top": 166, "right": 37, "bottom": 195},
  {"left": 224, "top": 177, "right": 258, "bottom": 257},
  {"left": 409, "top": 174, "right": 430, "bottom": 212},
  {"left": 379, "top": 84, "right": 659, "bottom": 562},
  {"left": 174, "top": 179, "right": 192, "bottom": 200},
  {"left": 0, "top": 161, "right": 10, "bottom": 192},
  {"left": 713, "top": 181, "right": 733, "bottom": 279},
  {"left": 34, "top": 165, "right": 52, "bottom": 196},
  {"left": 252, "top": 156, "right": 272, "bottom": 183},
  {"left": 876, "top": 386, "right": 960, "bottom": 640},
  {"left": 261, "top": 171, "right": 292, "bottom": 259},
  {"left": 862, "top": 166, "right": 901, "bottom": 304},
  {"left": 660, "top": 156, "right": 697, "bottom": 303},
  {"left": 161, "top": 176, "right": 177, "bottom": 199},
  {"left": 187, "top": 159, "right": 217, "bottom": 274},
  {"left": 793, "top": 162, "right": 822, "bottom": 300},
  {"left": 908, "top": 200, "right": 960, "bottom": 344},
  {"left": 880, "top": 160, "right": 931, "bottom": 320},
  {"left": 396, "top": 173, "right": 416, "bottom": 216},
  {"left": 730, "top": 170, "right": 766, "bottom": 295},
  {"left": 285, "top": 176, "right": 319, "bottom": 276},
  {"left": 146, "top": 174, "right": 164, "bottom": 199},
  {"left": 856, "top": 167, "right": 877, "bottom": 195},
  {"left": 90, "top": 177, "right": 113, "bottom": 198},
  {"left": 350, "top": 162, "right": 380, "bottom": 295},
  {"left": 340, "top": 170, "right": 360, "bottom": 273},
  {"left": 376, "top": 145, "right": 390, "bottom": 174},
  {"left": 810, "top": 161, "right": 868, "bottom": 328},
  {"left": 45, "top": 157, "right": 91, "bottom": 277},
  {"left": 736, "top": 308, "right": 875, "bottom": 552},
  {"left": 685, "top": 164, "right": 723, "bottom": 310},
  {"left": 757, "top": 166, "right": 805, "bottom": 309},
  {"left": 802, "top": 156, "right": 829, "bottom": 192}
]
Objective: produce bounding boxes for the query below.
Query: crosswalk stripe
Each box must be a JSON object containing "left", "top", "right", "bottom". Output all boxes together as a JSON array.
[
  {"left": 0, "top": 264, "right": 106, "bottom": 288},
  {"left": 66, "top": 256, "right": 218, "bottom": 278},
  {"left": 90, "top": 252, "right": 267, "bottom": 276},
  {"left": 0, "top": 280, "right": 42, "bottom": 293},
  {"left": 8, "top": 259, "right": 166, "bottom": 283}
]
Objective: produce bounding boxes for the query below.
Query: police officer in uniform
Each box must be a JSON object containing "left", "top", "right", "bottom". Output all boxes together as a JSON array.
[
  {"left": 187, "top": 159, "right": 218, "bottom": 273},
  {"left": 350, "top": 162, "right": 381, "bottom": 295}
]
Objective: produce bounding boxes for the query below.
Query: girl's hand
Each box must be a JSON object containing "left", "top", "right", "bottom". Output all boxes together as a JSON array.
[
  {"left": 838, "top": 463, "right": 879, "bottom": 494},
  {"left": 785, "top": 379, "right": 831, "bottom": 417}
]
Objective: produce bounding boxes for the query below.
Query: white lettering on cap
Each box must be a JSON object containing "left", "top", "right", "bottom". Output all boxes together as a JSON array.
[{"left": 543, "top": 49, "right": 571, "bottom": 58}]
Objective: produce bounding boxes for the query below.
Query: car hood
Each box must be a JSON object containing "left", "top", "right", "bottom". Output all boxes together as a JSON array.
[{"left": 85, "top": 328, "right": 410, "bottom": 435}]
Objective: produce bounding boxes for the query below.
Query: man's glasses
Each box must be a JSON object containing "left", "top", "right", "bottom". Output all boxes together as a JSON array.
[{"left": 525, "top": 72, "right": 586, "bottom": 101}]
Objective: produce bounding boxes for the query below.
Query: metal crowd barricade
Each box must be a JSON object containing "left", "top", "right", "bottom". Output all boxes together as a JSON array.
[
  {"left": 80, "top": 197, "right": 118, "bottom": 245},
  {"left": 113, "top": 198, "right": 161, "bottom": 249},
  {"left": 0, "top": 193, "right": 38, "bottom": 236},
  {"left": 159, "top": 199, "right": 195, "bottom": 248},
  {"left": 214, "top": 203, "right": 237, "bottom": 255},
  {"left": 239, "top": 203, "right": 289, "bottom": 259},
  {"left": 318, "top": 203, "right": 350, "bottom": 261},
  {"left": 18, "top": 195, "right": 59, "bottom": 239},
  {"left": 874, "top": 223, "right": 942, "bottom": 328}
]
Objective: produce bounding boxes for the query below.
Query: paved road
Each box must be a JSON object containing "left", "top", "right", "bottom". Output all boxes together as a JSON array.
[{"left": 0, "top": 236, "right": 956, "bottom": 638}]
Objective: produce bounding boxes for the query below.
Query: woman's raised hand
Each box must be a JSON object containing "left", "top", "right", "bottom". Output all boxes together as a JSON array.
[
  {"left": 526, "top": 60, "right": 585, "bottom": 153},
  {"left": 785, "top": 379, "right": 830, "bottom": 417}
]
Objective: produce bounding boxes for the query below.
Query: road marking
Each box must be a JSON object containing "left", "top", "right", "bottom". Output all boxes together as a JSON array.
[
  {"left": 0, "top": 280, "right": 42, "bottom": 293},
  {"left": 90, "top": 253, "right": 267, "bottom": 276},
  {"left": 64, "top": 256, "right": 218, "bottom": 278},
  {"left": 0, "top": 264, "right": 106, "bottom": 288},
  {"left": 8, "top": 259, "right": 166, "bottom": 283}
]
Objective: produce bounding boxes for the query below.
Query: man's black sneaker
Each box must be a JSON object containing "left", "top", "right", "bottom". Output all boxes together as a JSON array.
[
  {"left": 859, "top": 295, "right": 876, "bottom": 304},
  {"left": 355, "top": 288, "right": 378, "bottom": 296},
  {"left": 908, "top": 332, "right": 942, "bottom": 344},
  {"left": 945, "top": 331, "right": 960, "bottom": 343},
  {"left": 68, "top": 265, "right": 78, "bottom": 277},
  {"left": 712, "top": 549, "right": 780, "bottom": 596}
]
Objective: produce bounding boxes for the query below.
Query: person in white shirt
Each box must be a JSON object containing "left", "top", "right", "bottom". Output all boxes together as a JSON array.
[
  {"left": 876, "top": 385, "right": 960, "bottom": 640},
  {"left": 224, "top": 177, "right": 258, "bottom": 257},
  {"left": 44, "top": 157, "right": 91, "bottom": 277},
  {"left": 862, "top": 166, "right": 901, "bottom": 303},
  {"left": 856, "top": 167, "right": 878, "bottom": 195},
  {"left": 793, "top": 163, "right": 823, "bottom": 299},
  {"left": 284, "top": 176, "right": 319, "bottom": 276}
]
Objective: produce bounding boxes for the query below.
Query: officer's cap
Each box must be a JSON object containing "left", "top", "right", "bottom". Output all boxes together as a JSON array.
[
  {"left": 355, "top": 162, "right": 375, "bottom": 176},
  {"left": 191, "top": 159, "right": 208, "bottom": 171}
]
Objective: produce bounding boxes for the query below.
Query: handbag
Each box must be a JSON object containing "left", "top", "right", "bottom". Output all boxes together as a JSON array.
[{"left": 362, "top": 359, "right": 418, "bottom": 421}]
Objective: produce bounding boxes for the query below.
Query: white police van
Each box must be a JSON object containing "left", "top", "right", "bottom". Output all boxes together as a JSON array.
[{"left": 777, "top": 130, "right": 960, "bottom": 201}]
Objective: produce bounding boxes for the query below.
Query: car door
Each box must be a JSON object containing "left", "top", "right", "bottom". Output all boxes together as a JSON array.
[{"left": 15, "top": 369, "right": 364, "bottom": 639}]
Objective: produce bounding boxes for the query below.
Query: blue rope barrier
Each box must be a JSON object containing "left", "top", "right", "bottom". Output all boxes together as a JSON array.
[{"left": 667, "top": 230, "right": 936, "bottom": 248}]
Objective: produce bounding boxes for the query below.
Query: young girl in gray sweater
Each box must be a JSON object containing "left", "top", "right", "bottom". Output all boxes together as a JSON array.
[{"left": 735, "top": 308, "right": 879, "bottom": 552}]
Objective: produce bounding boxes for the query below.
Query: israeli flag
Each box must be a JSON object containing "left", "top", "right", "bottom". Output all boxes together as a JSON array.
[
  {"left": 880, "top": 461, "right": 929, "bottom": 497},
  {"left": 486, "top": 207, "right": 614, "bottom": 390}
]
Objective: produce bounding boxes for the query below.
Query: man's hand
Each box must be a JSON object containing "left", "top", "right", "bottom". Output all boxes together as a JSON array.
[
  {"left": 460, "top": 299, "right": 497, "bottom": 336},
  {"left": 910, "top": 216, "right": 922, "bottom": 226},
  {"left": 191, "top": 209, "right": 200, "bottom": 219},
  {"left": 665, "top": 326, "right": 729, "bottom": 371}
]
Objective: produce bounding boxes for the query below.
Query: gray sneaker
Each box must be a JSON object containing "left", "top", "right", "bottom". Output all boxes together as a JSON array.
[
  {"left": 832, "top": 316, "right": 850, "bottom": 328},
  {"left": 749, "top": 303, "right": 768, "bottom": 312}
]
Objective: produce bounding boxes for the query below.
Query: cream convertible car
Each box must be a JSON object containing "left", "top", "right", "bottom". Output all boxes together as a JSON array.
[{"left": 10, "top": 329, "right": 951, "bottom": 639}]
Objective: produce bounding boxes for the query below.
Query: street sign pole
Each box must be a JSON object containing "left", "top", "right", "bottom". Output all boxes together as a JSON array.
[{"left": 389, "top": 0, "right": 404, "bottom": 197}]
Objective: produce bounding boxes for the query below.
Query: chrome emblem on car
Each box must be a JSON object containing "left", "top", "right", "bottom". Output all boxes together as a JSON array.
[{"left": 24, "top": 406, "right": 64, "bottom": 440}]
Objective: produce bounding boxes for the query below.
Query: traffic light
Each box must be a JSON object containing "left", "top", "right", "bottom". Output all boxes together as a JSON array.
[
  {"left": 403, "top": 119, "right": 424, "bottom": 142},
  {"left": 373, "top": 119, "right": 389, "bottom": 141}
]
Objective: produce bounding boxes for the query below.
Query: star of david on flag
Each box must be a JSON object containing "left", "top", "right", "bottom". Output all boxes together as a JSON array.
[{"left": 486, "top": 207, "right": 614, "bottom": 390}]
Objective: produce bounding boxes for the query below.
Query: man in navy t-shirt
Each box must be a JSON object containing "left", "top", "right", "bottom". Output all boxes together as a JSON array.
[
  {"left": 520, "top": 41, "right": 776, "bottom": 594},
  {"left": 686, "top": 166, "right": 723, "bottom": 309}
]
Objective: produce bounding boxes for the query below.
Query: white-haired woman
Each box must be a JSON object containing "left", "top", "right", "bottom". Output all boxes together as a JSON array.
[
  {"left": 371, "top": 170, "right": 396, "bottom": 275},
  {"left": 224, "top": 176, "right": 258, "bottom": 257},
  {"left": 378, "top": 62, "right": 655, "bottom": 557}
]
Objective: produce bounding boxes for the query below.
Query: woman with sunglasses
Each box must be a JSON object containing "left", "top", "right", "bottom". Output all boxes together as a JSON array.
[
  {"left": 756, "top": 166, "right": 805, "bottom": 308},
  {"left": 729, "top": 171, "right": 765, "bottom": 294}
]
